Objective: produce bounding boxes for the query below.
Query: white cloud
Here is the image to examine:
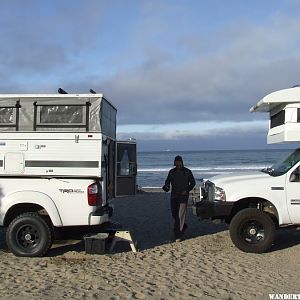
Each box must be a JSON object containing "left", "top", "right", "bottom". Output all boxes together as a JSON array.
[
  {"left": 117, "top": 120, "right": 267, "bottom": 141},
  {"left": 1, "top": 1, "right": 300, "bottom": 132},
  {"left": 98, "top": 12, "right": 300, "bottom": 126}
]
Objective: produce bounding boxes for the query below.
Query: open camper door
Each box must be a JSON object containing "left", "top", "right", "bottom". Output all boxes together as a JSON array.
[{"left": 116, "top": 140, "right": 137, "bottom": 196}]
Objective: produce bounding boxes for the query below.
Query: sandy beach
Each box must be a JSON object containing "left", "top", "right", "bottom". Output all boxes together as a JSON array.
[{"left": 0, "top": 191, "right": 300, "bottom": 300}]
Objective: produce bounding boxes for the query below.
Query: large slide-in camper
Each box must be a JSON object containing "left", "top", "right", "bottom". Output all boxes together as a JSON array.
[{"left": 0, "top": 93, "right": 137, "bottom": 256}]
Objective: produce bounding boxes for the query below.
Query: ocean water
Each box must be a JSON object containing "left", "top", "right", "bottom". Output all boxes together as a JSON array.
[{"left": 136, "top": 149, "right": 293, "bottom": 187}]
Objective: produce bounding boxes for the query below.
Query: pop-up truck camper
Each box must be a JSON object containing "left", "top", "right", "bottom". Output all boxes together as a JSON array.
[
  {"left": 193, "top": 86, "right": 300, "bottom": 253},
  {"left": 0, "top": 92, "right": 137, "bottom": 256}
]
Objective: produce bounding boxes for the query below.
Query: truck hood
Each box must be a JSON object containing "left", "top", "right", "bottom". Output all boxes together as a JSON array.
[{"left": 208, "top": 171, "right": 272, "bottom": 186}]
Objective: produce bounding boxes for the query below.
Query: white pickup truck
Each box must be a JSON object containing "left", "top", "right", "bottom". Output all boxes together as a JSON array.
[
  {"left": 0, "top": 93, "right": 137, "bottom": 257},
  {"left": 1, "top": 177, "right": 111, "bottom": 256},
  {"left": 194, "top": 87, "right": 300, "bottom": 253}
]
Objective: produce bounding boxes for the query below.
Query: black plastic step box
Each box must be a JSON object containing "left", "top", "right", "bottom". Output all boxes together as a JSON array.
[{"left": 84, "top": 233, "right": 109, "bottom": 254}]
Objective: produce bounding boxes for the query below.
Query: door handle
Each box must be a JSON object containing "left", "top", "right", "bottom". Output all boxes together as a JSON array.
[{"left": 130, "top": 163, "right": 137, "bottom": 176}]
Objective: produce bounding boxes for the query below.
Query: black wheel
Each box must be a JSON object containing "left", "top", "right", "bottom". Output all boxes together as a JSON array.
[
  {"left": 229, "top": 208, "right": 275, "bottom": 253},
  {"left": 6, "top": 212, "right": 53, "bottom": 257}
]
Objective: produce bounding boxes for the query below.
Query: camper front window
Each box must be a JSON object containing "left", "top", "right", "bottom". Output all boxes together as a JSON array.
[{"left": 270, "top": 110, "right": 285, "bottom": 128}]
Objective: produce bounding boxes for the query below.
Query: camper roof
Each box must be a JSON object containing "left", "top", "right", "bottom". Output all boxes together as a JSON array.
[
  {"left": 0, "top": 93, "right": 117, "bottom": 110},
  {"left": 0, "top": 93, "right": 105, "bottom": 98},
  {"left": 0, "top": 93, "right": 117, "bottom": 136},
  {"left": 0, "top": 93, "right": 103, "bottom": 99},
  {"left": 250, "top": 87, "right": 300, "bottom": 113}
]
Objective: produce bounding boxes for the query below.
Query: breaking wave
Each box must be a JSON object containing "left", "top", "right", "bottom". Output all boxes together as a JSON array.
[{"left": 138, "top": 165, "right": 266, "bottom": 173}]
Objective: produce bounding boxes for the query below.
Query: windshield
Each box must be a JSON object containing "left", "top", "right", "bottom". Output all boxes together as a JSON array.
[{"left": 262, "top": 148, "right": 300, "bottom": 176}]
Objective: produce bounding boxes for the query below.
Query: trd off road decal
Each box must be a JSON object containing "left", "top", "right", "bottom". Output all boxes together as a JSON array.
[{"left": 59, "top": 189, "right": 84, "bottom": 194}]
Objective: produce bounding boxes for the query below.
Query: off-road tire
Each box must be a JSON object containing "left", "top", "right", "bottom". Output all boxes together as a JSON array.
[
  {"left": 6, "top": 212, "right": 53, "bottom": 257},
  {"left": 229, "top": 208, "right": 275, "bottom": 253}
]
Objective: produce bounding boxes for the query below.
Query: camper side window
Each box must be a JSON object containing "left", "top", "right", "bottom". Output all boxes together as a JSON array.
[
  {"left": 270, "top": 110, "right": 285, "bottom": 128},
  {"left": 34, "top": 102, "right": 90, "bottom": 131},
  {"left": 39, "top": 106, "right": 84, "bottom": 124},
  {"left": 0, "top": 107, "right": 14, "bottom": 124},
  {"left": 0, "top": 101, "right": 20, "bottom": 130},
  {"left": 297, "top": 109, "right": 300, "bottom": 123}
]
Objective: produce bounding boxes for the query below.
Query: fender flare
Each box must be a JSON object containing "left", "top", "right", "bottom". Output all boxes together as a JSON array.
[
  {"left": 1, "top": 191, "right": 63, "bottom": 226},
  {"left": 231, "top": 197, "right": 283, "bottom": 225}
]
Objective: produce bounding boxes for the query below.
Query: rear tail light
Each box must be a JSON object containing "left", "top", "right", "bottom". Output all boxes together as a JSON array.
[{"left": 87, "top": 182, "right": 102, "bottom": 206}]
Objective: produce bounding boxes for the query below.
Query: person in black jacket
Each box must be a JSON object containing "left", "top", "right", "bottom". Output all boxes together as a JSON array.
[{"left": 162, "top": 155, "right": 195, "bottom": 241}]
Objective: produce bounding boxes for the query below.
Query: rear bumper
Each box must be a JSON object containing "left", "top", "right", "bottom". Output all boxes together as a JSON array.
[
  {"left": 193, "top": 200, "right": 234, "bottom": 219},
  {"left": 90, "top": 205, "right": 113, "bottom": 225},
  {"left": 93, "top": 205, "right": 113, "bottom": 217}
]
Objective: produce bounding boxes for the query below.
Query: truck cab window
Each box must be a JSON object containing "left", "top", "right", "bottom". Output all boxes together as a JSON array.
[
  {"left": 270, "top": 148, "right": 300, "bottom": 176},
  {"left": 290, "top": 166, "right": 300, "bottom": 182}
]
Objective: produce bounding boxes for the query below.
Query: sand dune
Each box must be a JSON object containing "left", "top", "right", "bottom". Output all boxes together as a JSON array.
[{"left": 0, "top": 192, "right": 299, "bottom": 299}]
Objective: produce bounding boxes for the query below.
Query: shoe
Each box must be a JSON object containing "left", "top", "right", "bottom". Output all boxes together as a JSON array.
[
  {"left": 182, "top": 223, "right": 188, "bottom": 233},
  {"left": 174, "top": 229, "right": 183, "bottom": 241}
]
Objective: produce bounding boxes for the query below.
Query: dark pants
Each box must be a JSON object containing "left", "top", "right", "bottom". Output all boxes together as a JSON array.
[{"left": 170, "top": 195, "right": 188, "bottom": 238}]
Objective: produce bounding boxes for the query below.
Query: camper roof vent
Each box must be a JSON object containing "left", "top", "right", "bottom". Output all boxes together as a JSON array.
[{"left": 58, "top": 88, "right": 68, "bottom": 94}]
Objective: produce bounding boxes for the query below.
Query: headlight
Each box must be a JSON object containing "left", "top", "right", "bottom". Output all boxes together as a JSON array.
[{"left": 214, "top": 186, "right": 226, "bottom": 201}]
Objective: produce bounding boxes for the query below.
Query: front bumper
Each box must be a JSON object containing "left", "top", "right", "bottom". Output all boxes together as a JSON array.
[{"left": 193, "top": 200, "right": 234, "bottom": 219}]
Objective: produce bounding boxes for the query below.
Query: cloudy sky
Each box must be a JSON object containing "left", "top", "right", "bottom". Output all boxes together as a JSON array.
[{"left": 1, "top": 0, "right": 300, "bottom": 151}]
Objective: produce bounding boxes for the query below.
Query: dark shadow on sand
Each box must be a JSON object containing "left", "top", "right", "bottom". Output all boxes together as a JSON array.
[
  {"left": 46, "top": 223, "right": 123, "bottom": 256},
  {"left": 0, "top": 227, "right": 8, "bottom": 252},
  {"left": 111, "top": 192, "right": 228, "bottom": 251},
  {"left": 269, "top": 227, "right": 300, "bottom": 252},
  {"left": 111, "top": 192, "right": 300, "bottom": 252},
  {"left": 48, "top": 240, "right": 85, "bottom": 256}
]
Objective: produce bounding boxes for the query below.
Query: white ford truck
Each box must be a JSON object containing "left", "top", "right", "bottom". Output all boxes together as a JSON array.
[
  {"left": 194, "top": 86, "right": 300, "bottom": 253},
  {"left": 0, "top": 92, "right": 137, "bottom": 257}
]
